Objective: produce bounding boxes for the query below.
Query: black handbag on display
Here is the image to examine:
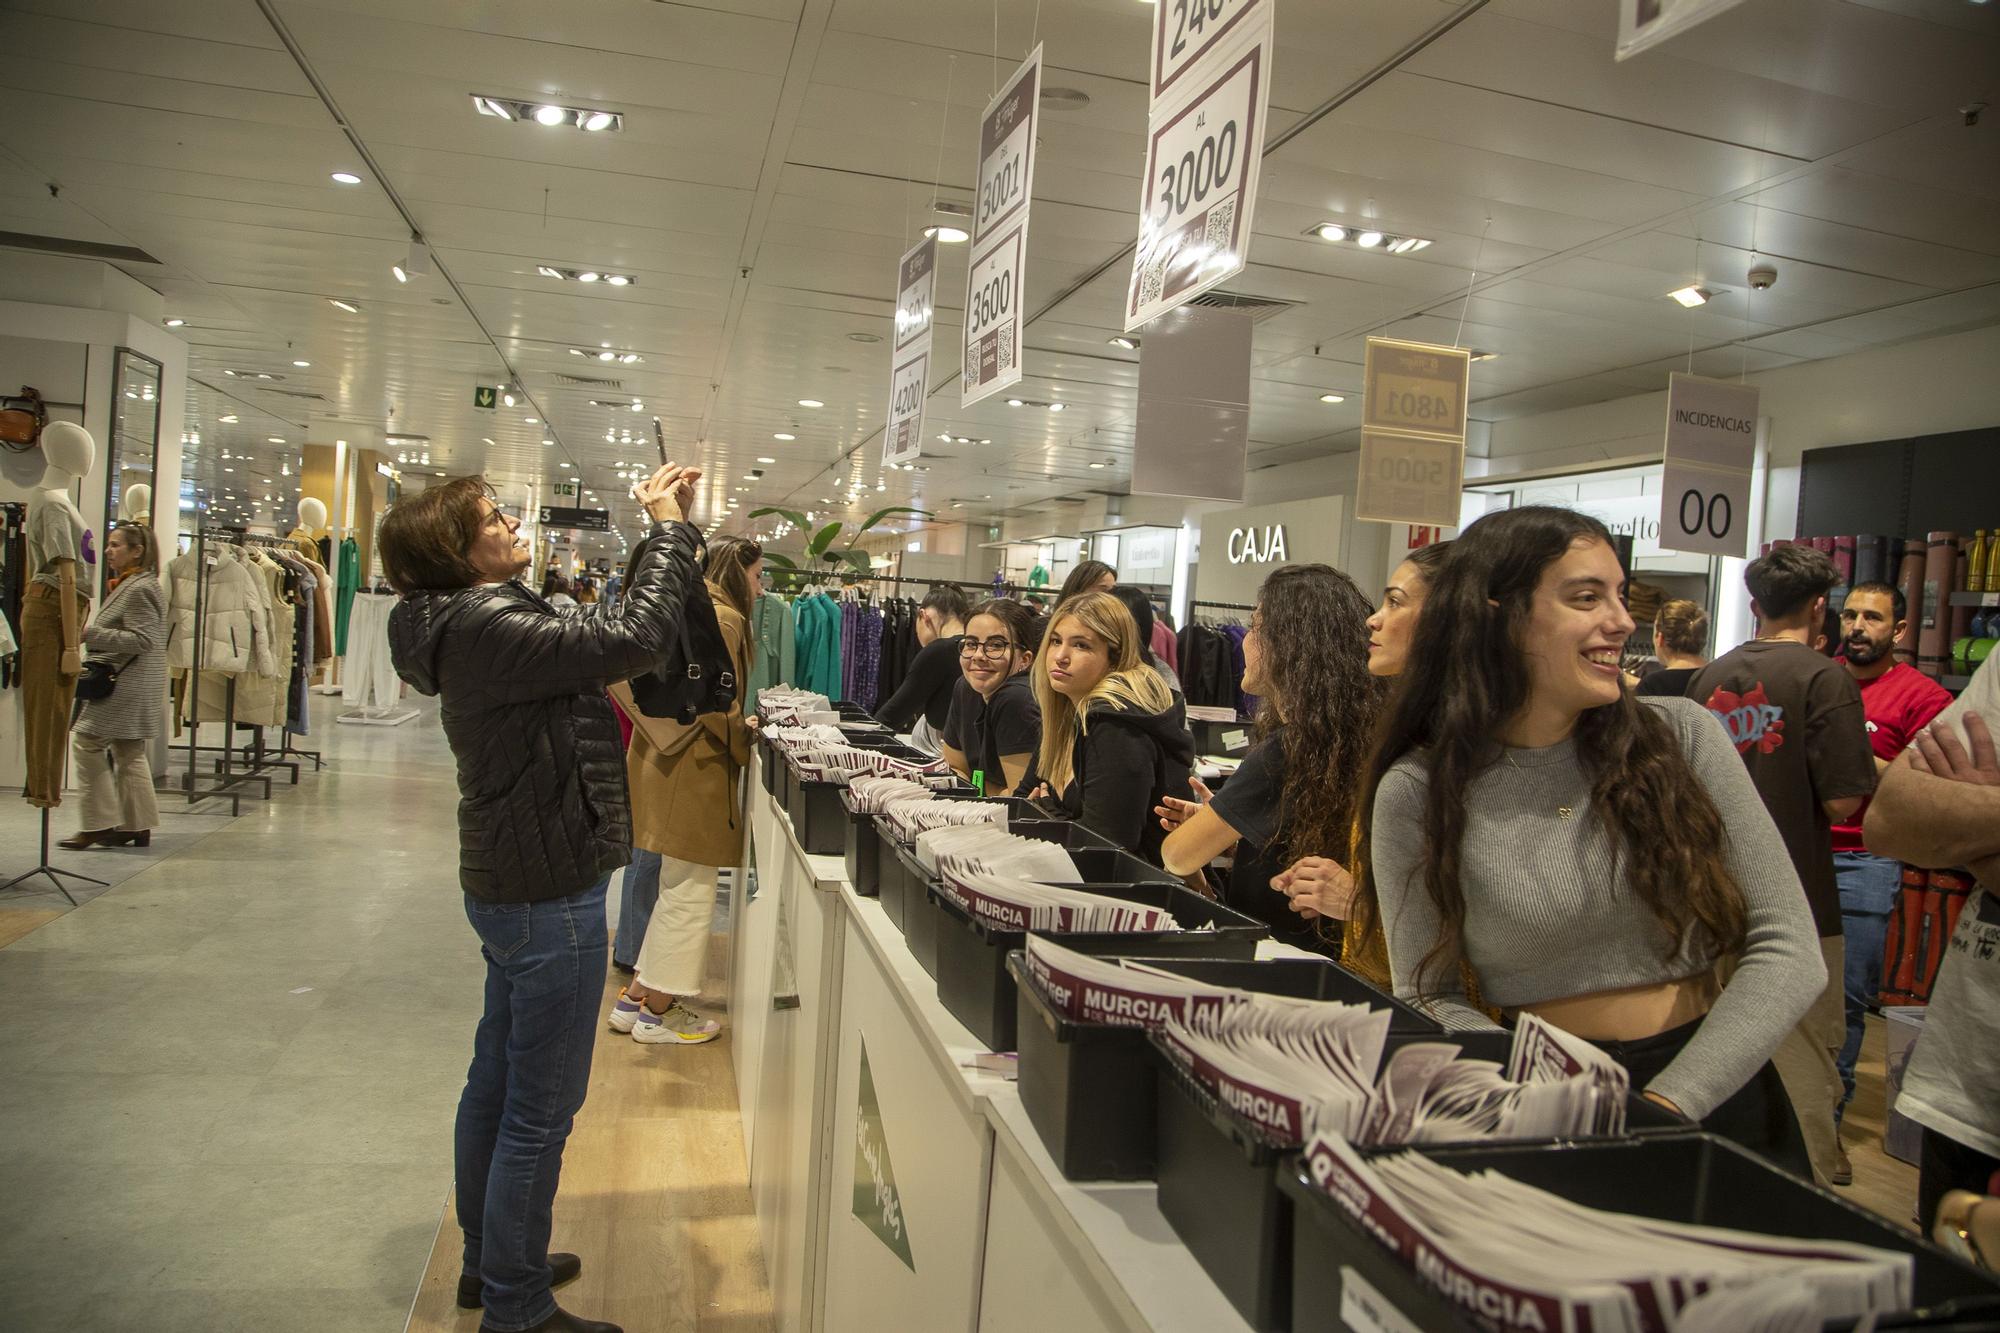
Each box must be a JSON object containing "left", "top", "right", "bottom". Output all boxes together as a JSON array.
[
  {"left": 74, "top": 659, "right": 118, "bottom": 702},
  {"left": 621, "top": 539, "right": 737, "bottom": 725}
]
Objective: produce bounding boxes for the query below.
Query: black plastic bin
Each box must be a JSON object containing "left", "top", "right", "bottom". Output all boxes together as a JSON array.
[
  {"left": 932, "top": 883, "right": 1269, "bottom": 1051},
  {"left": 785, "top": 740, "right": 934, "bottom": 856},
  {"left": 1153, "top": 1038, "right": 1688, "bottom": 1333},
  {"left": 1009, "top": 955, "right": 1440, "bottom": 1184},
  {"left": 901, "top": 821, "right": 1141, "bottom": 979},
  {"left": 758, "top": 730, "right": 780, "bottom": 795},
  {"left": 1280, "top": 1132, "right": 2000, "bottom": 1333},
  {"left": 1191, "top": 715, "right": 1255, "bottom": 759},
  {"left": 842, "top": 782, "right": 979, "bottom": 895},
  {"left": 871, "top": 796, "right": 1047, "bottom": 931}
]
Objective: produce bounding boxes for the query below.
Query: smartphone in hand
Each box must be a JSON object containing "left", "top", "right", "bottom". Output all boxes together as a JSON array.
[{"left": 651, "top": 417, "right": 669, "bottom": 466}]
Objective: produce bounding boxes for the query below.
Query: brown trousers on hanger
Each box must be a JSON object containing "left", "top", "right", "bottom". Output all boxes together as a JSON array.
[{"left": 21, "top": 584, "right": 88, "bottom": 808}]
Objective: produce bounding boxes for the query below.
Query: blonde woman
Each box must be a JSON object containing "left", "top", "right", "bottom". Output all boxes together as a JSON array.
[
  {"left": 1021, "top": 591, "right": 1194, "bottom": 862},
  {"left": 610, "top": 537, "right": 760, "bottom": 1046}
]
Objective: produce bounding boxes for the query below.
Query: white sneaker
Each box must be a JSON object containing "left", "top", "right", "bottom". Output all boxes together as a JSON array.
[
  {"left": 607, "top": 988, "right": 646, "bottom": 1034},
  {"left": 632, "top": 1000, "right": 722, "bottom": 1045}
]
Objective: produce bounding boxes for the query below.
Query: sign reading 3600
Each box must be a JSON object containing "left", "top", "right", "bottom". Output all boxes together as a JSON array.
[
  {"left": 1126, "top": 26, "right": 1269, "bottom": 332},
  {"left": 974, "top": 44, "right": 1041, "bottom": 245},
  {"left": 963, "top": 225, "right": 1025, "bottom": 406}
]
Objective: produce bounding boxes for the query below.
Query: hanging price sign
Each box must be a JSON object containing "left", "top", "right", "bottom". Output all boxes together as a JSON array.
[
  {"left": 883, "top": 345, "right": 930, "bottom": 467},
  {"left": 974, "top": 45, "right": 1041, "bottom": 246},
  {"left": 1658, "top": 371, "right": 1759, "bottom": 558},
  {"left": 1125, "top": 14, "right": 1271, "bottom": 332},
  {"left": 1152, "top": 0, "right": 1267, "bottom": 101},
  {"left": 1356, "top": 432, "right": 1465, "bottom": 528},
  {"left": 962, "top": 223, "right": 1025, "bottom": 406},
  {"left": 893, "top": 234, "right": 937, "bottom": 355},
  {"left": 1362, "top": 337, "right": 1470, "bottom": 440}
]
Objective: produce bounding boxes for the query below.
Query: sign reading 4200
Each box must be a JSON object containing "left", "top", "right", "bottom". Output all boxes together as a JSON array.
[{"left": 974, "top": 44, "right": 1041, "bottom": 245}]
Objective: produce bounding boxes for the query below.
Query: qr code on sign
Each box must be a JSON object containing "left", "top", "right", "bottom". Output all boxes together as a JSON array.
[
  {"left": 1203, "top": 198, "right": 1236, "bottom": 252},
  {"left": 1137, "top": 249, "right": 1166, "bottom": 309},
  {"left": 998, "top": 322, "right": 1015, "bottom": 372},
  {"left": 964, "top": 343, "right": 979, "bottom": 388}
]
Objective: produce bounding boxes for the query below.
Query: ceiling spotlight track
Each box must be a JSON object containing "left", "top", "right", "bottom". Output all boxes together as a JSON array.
[
  {"left": 538, "top": 264, "right": 635, "bottom": 286},
  {"left": 252, "top": 0, "right": 575, "bottom": 468},
  {"left": 473, "top": 95, "right": 623, "bottom": 133}
]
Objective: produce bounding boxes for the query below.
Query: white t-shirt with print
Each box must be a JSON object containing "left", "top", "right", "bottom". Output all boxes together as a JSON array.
[{"left": 1895, "top": 657, "right": 2000, "bottom": 1159}]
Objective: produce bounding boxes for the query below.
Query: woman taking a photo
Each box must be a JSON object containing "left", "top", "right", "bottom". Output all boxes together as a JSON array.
[
  {"left": 61, "top": 522, "right": 166, "bottom": 850},
  {"left": 876, "top": 585, "right": 969, "bottom": 740},
  {"left": 609, "top": 537, "right": 761, "bottom": 1047},
  {"left": 1361, "top": 506, "right": 1823, "bottom": 1168},
  {"left": 940, "top": 598, "right": 1042, "bottom": 796},
  {"left": 1157, "top": 565, "right": 1378, "bottom": 951},
  {"left": 384, "top": 462, "right": 703, "bottom": 1333},
  {"left": 1024, "top": 591, "right": 1193, "bottom": 862}
]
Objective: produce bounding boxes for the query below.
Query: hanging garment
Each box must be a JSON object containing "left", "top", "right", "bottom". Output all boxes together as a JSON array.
[
  {"left": 1151, "top": 618, "right": 1178, "bottom": 672},
  {"left": 342, "top": 591, "right": 401, "bottom": 710},
  {"left": 0, "top": 502, "right": 25, "bottom": 687},
  {"left": 853, "top": 602, "right": 884, "bottom": 711},
  {"left": 746, "top": 593, "right": 796, "bottom": 713},
  {"left": 334, "top": 536, "right": 361, "bottom": 655}
]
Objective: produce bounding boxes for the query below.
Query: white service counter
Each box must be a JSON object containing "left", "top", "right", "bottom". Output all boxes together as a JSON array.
[{"left": 730, "top": 751, "right": 1266, "bottom": 1333}]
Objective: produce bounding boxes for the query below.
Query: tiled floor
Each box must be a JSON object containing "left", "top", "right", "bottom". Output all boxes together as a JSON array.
[{"left": 0, "top": 696, "right": 487, "bottom": 1332}]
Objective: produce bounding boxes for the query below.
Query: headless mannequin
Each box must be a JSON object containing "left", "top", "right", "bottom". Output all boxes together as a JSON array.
[
  {"left": 22, "top": 423, "right": 95, "bottom": 807},
  {"left": 120, "top": 482, "right": 152, "bottom": 525}
]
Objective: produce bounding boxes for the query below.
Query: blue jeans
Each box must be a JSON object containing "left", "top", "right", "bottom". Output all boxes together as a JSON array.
[
  {"left": 456, "top": 874, "right": 610, "bottom": 1330},
  {"left": 613, "top": 850, "right": 662, "bottom": 970},
  {"left": 1834, "top": 850, "right": 1901, "bottom": 1114}
]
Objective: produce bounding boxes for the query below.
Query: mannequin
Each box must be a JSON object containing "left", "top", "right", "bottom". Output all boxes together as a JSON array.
[
  {"left": 120, "top": 482, "right": 152, "bottom": 525},
  {"left": 288, "top": 496, "right": 327, "bottom": 564},
  {"left": 22, "top": 422, "right": 94, "bottom": 807}
]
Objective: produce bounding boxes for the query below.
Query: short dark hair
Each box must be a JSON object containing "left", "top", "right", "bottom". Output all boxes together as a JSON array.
[
  {"left": 1844, "top": 579, "right": 1906, "bottom": 621},
  {"left": 1108, "top": 585, "right": 1159, "bottom": 664},
  {"left": 379, "top": 476, "right": 493, "bottom": 593},
  {"left": 110, "top": 521, "right": 159, "bottom": 578},
  {"left": 921, "top": 584, "right": 971, "bottom": 624},
  {"left": 1744, "top": 544, "right": 1837, "bottom": 621}
]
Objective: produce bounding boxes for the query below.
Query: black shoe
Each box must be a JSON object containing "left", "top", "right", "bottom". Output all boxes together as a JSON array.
[
  {"left": 458, "top": 1252, "right": 583, "bottom": 1310},
  {"left": 477, "top": 1307, "right": 619, "bottom": 1333}
]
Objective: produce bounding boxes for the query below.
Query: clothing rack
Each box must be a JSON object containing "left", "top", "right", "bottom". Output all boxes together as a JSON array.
[
  {"left": 180, "top": 528, "right": 323, "bottom": 810},
  {"left": 1190, "top": 598, "right": 1255, "bottom": 613}
]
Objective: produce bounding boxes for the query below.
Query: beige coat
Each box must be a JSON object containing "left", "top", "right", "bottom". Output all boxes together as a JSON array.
[{"left": 627, "top": 584, "right": 754, "bottom": 868}]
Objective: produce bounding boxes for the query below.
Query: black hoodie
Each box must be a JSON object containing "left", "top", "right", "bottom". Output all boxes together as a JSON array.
[
  {"left": 387, "top": 519, "right": 704, "bottom": 903},
  {"left": 1026, "top": 693, "right": 1195, "bottom": 863}
]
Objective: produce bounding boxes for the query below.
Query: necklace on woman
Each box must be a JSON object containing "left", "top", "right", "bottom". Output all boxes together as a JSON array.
[{"left": 1503, "top": 748, "right": 1575, "bottom": 819}]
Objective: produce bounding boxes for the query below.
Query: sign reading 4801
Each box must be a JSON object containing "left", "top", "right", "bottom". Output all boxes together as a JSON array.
[{"left": 974, "top": 45, "right": 1041, "bottom": 245}]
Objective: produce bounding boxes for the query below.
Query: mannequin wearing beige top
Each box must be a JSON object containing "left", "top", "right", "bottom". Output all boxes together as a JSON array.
[{"left": 21, "top": 423, "right": 95, "bottom": 808}]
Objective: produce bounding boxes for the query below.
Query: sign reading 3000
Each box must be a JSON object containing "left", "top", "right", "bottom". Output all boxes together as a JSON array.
[{"left": 1126, "top": 17, "right": 1271, "bottom": 332}]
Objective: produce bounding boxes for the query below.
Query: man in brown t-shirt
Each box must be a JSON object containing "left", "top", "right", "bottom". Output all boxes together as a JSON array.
[{"left": 1689, "top": 545, "right": 1876, "bottom": 1187}]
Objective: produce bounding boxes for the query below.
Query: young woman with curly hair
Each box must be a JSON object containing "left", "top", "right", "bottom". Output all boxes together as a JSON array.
[
  {"left": 1157, "top": 565, "right": 1381, "bottom": 952},
  {"left": 1360, "top": 505, "right": 1822, "bottom": 1170}
]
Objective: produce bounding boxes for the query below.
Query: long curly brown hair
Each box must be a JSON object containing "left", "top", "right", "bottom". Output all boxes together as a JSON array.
[
  {"left": 1356, "top": 506, "right": 1747, "bottom": 998},
  {"left": 1252, "top": 564, "right": 1383, "bottom": 869}
]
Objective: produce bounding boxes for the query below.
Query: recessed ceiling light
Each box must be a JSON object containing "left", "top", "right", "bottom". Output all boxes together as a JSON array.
[
  {"left": 1356, "top": 231, "right": 1385, "bottom": 248},
  {"left": 331, "top": 171, "right": 362, "bottom": 185},
  {"left": 1047, "top": 402, "right": 1066, "bottom": 412},
  {"left": 267, "top": 436, "right": 285, "bottom": 444},
  {"left": 582, "top": 110, "right": 616, "bottom": 132},
  {"left": 774, "top": 432, "right": 796, "bottom": 440},
  {"left": 797, "top": 398, "right": 824, "bottom": 408},
  {"left": 1315, "top": 224, "right": 1348, "bottom": 242},
  {"left": 482, "top": 437, "right": 495, "bottom": 446},
  {"left": 1319, "top": 393, "right": 1346, "bottom": 404},
  {"left": 1668, "top": 285, "right": 1713, "bottom": 308},
  {"left": 756, "top": 456, "right": 776, "bottom": 463},
  {"left": 1469, "top": 350, "right": 1498, "bottom": 362},
  {"left": 1107, "top": 336, "right": 1139, "bottom": 350},
  {"left": 219, "top": 414, "right": 238, "bottom": 423},
  {"left": 923, "top": 226, "right": 970, "bottom": 244},
  {"left": 292, "top": 359, "right": 311, "bottom": 368},
  {"left": 847, "top": 331, "right": 882, "bottom": 344},
  {"left": 525, "top": 417, "right": 538, "bottom": 424},
  {"left": 533, "top": 104, "right": 568, "bottom": 126},
  {"left": 474, "top": 95, "right": 622, "bottom": 133},
  {"left": 436, "top": 471, "right": 446, "bottom": 477},
  {"left": 1307, "top": 223, "right": 1431, "bottom": 254},
  {"left": 392, "top": 265, "right": 409, "bottom": 283},
  {"left": 1088, "top": 461, "right": 1106, "bottom": 469},
  {"left": 1006, "top": 398, "right": 1025, "bottom": 407},
  {"left": 329, "top": 298, "right": 360, "bottom": 313},
  {"left": 164, "top": 317, "right": 185, "bottom": 327},
  {"left": 559, "top": 462, "right": 573, "bottom": 469}
]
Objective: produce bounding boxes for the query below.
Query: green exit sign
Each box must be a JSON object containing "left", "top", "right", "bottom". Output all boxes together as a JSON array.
[{"left": 473, "top": 385, "right": 497, "bottom": 409}]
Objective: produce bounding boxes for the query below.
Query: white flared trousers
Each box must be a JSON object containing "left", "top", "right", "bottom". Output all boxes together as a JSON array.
[
  {"left": 634, "top": 857, "right": 718, "bottom": 998},
  {"left": 72, "top": 733, "right": 159, "bottom": 832}
]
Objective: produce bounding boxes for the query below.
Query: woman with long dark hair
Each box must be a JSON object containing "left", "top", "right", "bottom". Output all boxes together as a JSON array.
[
  {"left": 1361, "top": 506, "right": 1823, "bottom": 1168},
  {"left": 940, "top": 597, "right": 1044, "bottom": 796},
  {"left": 1157, "top": 565, "right": 1379, "bottom": 951},
  {"left": 1058, "top": 558, "right": 1117, "bottom": 604}
]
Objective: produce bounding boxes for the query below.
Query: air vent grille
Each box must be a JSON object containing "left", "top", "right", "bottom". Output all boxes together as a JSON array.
[
  {"left": 261, "top": 388, "right": 328, "bottom": 401},
  {"left": 1186, "top": 290, "right": 1297, "bottom": 322},
  {"left": 555, "top": 373, "right": 624, "bottom": 388}
]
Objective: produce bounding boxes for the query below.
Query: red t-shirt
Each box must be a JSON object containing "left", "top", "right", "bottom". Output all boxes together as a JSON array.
[{"left": 1832, "top": 661, "right": 1953, "bottom": 853}]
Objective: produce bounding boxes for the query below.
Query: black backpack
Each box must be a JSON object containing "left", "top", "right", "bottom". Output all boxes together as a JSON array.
[{"left": 622, "top": 538, "right": 738, "bottom": 724}]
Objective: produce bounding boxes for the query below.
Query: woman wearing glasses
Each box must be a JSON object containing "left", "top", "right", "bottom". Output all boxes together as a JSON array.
[{"left": 940, "top": 599, "right": 1043, "bottom": 796}]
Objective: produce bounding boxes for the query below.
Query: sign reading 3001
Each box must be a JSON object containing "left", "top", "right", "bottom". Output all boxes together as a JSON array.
[
  {"left": 1126, "top": 17, "right": 1271, "bottom": 332},
  {"left": 974, "top": 44, "right": 1041, "bottom": 245}
]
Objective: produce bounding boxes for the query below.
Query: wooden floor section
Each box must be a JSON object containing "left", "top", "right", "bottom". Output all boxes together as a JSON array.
[
  {"left": 1841, "top": 1010, "right": 1922, "bottom": 1232},
  {"left": 0, "top": 907, "right": 64, "bottom": 951},
  {"left": 406, "top": 929, "right": 773, "bottom": 1333}
]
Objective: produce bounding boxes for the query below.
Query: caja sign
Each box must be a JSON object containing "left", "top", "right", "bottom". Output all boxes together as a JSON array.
[{"left": 1226, "top": 523, "right": 1287, "bottom": 564}]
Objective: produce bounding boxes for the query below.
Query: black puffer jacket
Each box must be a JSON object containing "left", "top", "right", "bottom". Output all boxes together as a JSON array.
[{"left": 388, "top": 520, "right": 704, "bottom": 903}]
